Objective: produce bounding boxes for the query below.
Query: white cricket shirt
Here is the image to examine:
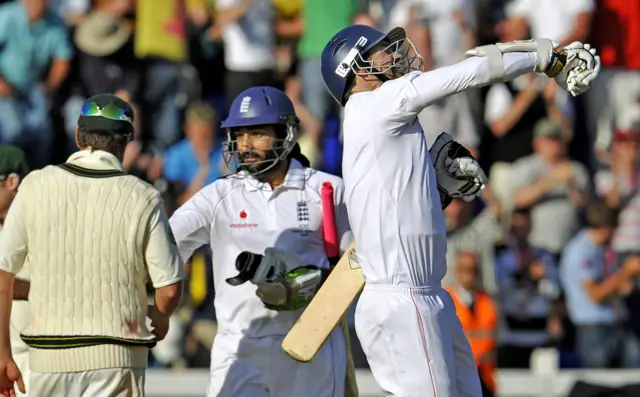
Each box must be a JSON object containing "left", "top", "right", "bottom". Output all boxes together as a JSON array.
[
  {"left": 169, "top": 160, "right": 353, "bottom": 338},
  {"left": 341, "top": 52, "right": 538, "bottom": 287}
]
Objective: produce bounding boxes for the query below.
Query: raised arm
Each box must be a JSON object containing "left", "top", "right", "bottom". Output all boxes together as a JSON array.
[
  {"left": 403, "top": 38, "right": 599, "bottom": 117},
  {"left": 404, "top": 52, "right": 537, "bottom": 114}
]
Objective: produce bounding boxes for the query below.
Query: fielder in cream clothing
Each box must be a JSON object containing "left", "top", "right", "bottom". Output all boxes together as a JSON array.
[
  {"left": 0, "top": 94, "right": 184, "bottom": 397},
  {"left": 0, "top": 146, "right": 31, "bottom": 397},
  {"left": 170, "top": 87, "right": 354, "bottom": 397},
  {"left": 320, "top": 25, "right": 600, "bottom": 397}
]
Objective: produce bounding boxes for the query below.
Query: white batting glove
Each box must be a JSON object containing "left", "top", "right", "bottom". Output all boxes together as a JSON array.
[
  {"left": 549, "top": 41, "right": 600, "bottom": 97},
  {"left": 445, "top": 156, "right": 487, "bottom": 201},
  {"left": 430, "top": 132, "right": 487, "bottom": 205}
]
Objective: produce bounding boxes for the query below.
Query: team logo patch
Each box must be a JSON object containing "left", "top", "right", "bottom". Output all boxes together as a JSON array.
[
  {"left": 296, "top": 201, "right": 309, "bottom": 222},
  {"left": 239, "top": 96, "right": 252, "bottom": 113}
]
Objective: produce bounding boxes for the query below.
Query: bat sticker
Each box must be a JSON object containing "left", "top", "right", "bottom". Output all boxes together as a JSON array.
[{"left": 348, "top": 250, "right": 361, "bottom": 270}]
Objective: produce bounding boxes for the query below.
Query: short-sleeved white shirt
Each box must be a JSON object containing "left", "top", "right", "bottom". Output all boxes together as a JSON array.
[{"left": 169, "top": 160, "right": 353, "bottom": 337}]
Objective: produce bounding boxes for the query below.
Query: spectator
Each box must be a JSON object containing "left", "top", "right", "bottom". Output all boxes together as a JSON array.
[
  {"left": 511, "top": 118, "right": 590, "bottom": 261},
  {"left": 595, "top": 106, "right": 640, "bottom": 260},
  {"left": 0, "top": 0, "right": 72, "bottom": 168},
  {"left": 495, "top": 206, "right": 561, "bottom": 368},
  {"left": 446, "top": 251, "right": 498, "bottom": 397},
  {"left": 294, "top": 0, "right": 357, "bottom": 146},
  {"left": 162, "top": 101, "right": 224, "bottom": 204},
  {"left": 443, "top": 196, "right": 502, "bottom": 294},
  {"left": 135, "top": 0, "right": 189, "bottom": 152},
  {"left": 505, "top": 0, "right": 594, "bottom": 46},
  {"left": 210, "top": 0, "right": 278, "bottom": 105},
  {"left": 588, "top": 0, "right": 640, "bottom": 166},
  {"left": 65, "top": 0, "right": 139, "bottom": 155},
  {"left": 560, "top": 202, "right": 640, "bottom": 368}
]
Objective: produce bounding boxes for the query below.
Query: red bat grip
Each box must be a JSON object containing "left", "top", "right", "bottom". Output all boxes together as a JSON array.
[{"left": 321, "top": 181, "right": 340, "bottom": 260}]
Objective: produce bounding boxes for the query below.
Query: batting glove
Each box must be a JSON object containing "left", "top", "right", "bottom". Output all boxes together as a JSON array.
[
  {"left": 546, "top": 41, "right": 601, "bottom": 97},
  {"left": 250, "top": 247, "right": 305, "bottom": 284}
]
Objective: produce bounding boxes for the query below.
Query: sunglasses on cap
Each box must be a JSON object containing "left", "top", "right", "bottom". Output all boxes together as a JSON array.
[{"left": 81, "top": 102, "right": 133, "bottom": 123}]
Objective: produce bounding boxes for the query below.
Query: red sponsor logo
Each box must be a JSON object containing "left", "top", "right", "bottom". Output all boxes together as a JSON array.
[{"left": 230, "top": 209, "right": 258, "bottom": 228}]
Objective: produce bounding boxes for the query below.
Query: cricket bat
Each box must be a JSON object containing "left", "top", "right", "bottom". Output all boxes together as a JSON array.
[
  {"left": 281, "top": 181, "right": 365, "bottom": 362},
  {"left": 317, "top": 182, "right": 359, "bottom": 397}
]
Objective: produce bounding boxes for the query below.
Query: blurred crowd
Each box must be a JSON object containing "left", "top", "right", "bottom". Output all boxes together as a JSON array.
[{"left": 1, "top": 0, "right": 640, "bottom": 389}]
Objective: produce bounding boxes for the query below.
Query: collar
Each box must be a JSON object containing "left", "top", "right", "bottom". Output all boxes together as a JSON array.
[
  {"left": 66, "top": 150, "right": 125, "bottom": 172},
  {"left": 244, "top": 159, "right": 306, "bottom": 192}
]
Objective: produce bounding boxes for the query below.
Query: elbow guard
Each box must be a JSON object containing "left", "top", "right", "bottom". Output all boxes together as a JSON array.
[{"left": 464, "top": 38, "right": 559, "bottom": 82}]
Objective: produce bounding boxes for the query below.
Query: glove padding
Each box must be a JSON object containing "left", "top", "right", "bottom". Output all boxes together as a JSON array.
[
  {"left": 548, "top": 41, "right": 600, "bottom": 97},
  {"left": 249, "top": 247, "right": 304, "bottom": 284},
  {"left": 430, "top": 132, "right": 487, "bottom": 208},
  {"left": 255, "top": 266, "right": 324, "bottom": 311}
]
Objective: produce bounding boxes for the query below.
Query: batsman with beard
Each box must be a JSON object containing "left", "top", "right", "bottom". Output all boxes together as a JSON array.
[{"left": 169, "top": 86, "right": 355, "bottom": 397}]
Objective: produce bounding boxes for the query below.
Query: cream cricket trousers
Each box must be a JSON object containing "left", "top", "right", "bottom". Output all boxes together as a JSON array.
[
  {"left": 28, "top": 368, "right": 145, "bottom": 397},
  {"left": 207, "top": 331, "right": 346, "bottom": 397},
  {"left": 355, "top": 284, "right": 482, "bottom": 397}
]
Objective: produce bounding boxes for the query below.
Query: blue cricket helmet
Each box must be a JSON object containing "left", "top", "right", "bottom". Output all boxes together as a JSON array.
[
  {"left": 221, "top": 86, "right": 298, "bottom": 129},
  {"left": 321, "top": 25, "right": 413, "bottom": 107},
  {"left": 220, "top": 86, "right": 301, "bottom": 175}
]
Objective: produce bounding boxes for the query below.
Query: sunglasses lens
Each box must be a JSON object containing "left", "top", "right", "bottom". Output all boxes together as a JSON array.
[
  {"left": 101, "top": 104, "right": 127, "bottom": 120},
  {"left": 81, "top": 102, "right": 100, "bottom": 116}
]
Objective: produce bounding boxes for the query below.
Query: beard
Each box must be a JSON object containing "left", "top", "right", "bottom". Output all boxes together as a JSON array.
[{"left": 239, "top": 149, "right": 280, "bottom": 175}]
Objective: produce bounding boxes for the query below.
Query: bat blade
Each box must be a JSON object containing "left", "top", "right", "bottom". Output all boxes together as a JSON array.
[{"left": 281, "top": 241, "right": 364, "bottom": 362}]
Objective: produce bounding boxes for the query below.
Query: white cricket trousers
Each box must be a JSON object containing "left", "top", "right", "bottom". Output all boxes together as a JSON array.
[
  {"left": 355, "top": 284, "right": 482, "bottom": 397},
  {"left": 207, "top": 331, "right": 346, "bottom": 397},
  {"left": 28, "top": 368, "right": 145, "bottom": 397}
]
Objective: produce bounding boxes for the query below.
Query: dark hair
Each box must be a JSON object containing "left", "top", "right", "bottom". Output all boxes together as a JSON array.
[
  {"left": 586, "top": 201, "right": 619, "bottom": 229},
  {"left": 512, "top": 206, "right": 532, "bottom": 216},
  {"left": 287, "top": 142, "right": 310, "bottom": 167},
  {"left": 76, "top": 127, "right": 130, "bottom": 155}
]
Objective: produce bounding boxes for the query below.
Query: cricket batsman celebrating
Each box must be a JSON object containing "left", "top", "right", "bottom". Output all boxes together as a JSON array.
[
  {"left": 320, "top": 25, "right": 600, "bottom": 396},
  {"left": 0, "top": 94, "right": 185, "bottom": 397},
  {"left": 169, "top": 86, "right": 355, "bottom": 396}
]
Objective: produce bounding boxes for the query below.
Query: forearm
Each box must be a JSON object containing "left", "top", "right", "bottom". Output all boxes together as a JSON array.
[
  {"left": 12, "top": 279, "right": 29, "bottom": 301},
  {"left": 410, "top": 52, "right": 537, "bottom": 111},
  {"left": 568, "top": 186, "right": 587, "bottom": 208},
  {"left": 216, "top": 2, "right": 252, "bottom": 25},
  {"left": 0, "top": 270, "right": 15, "bottom": 355},
  {"left": 177, "top": 167, "right": 210, "bottom": 205},
  {"left": 153, "top": 281, "right": 183, "bottom": 317},
  {"left": 588, "top": 275, "right": 623, "bottom": 303},
  {"left": 513, "top": 177, "right": 553, "bottom": 207},
  {"left": 490, "top": 85, "right": 539, "bottom": 136},
  {"left": 558, "top": 13, "right": 592, "bottom": 47},
  {"left": 45, "top": 59, "right": 71, "bottom": 93}
]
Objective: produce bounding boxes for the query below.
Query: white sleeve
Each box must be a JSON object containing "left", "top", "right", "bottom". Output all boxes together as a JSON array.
[
  {"left": 506, "top": 0, "right": 532, "bottom": 18},
  {"left": 398, "top": 52, "right": 537, "bottom": 120},
  {"left": 169, "top": 185, "right": 218, "bottom": 263},
  {"left": 145, "top": 204, "right": 185, "bottom": 288},
  {"left": 216, "top": 0, "right": 239, "bottom": 8},
  {"left": 484, "top": 84, "right": 513, "bottom": 124},
  {"left": 333, "top": 179, "right": 354, "bottom": 255},
  {"left": 567, "top": 0, "right": 595, "bottom": 13},
  {"left": 0, "top": 189, "right": 28, "bottom": 275}
]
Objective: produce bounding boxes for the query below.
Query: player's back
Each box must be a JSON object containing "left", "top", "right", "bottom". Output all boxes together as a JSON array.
[{"left": 341, "top": 74, "right": 447, "bottom": 288}]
